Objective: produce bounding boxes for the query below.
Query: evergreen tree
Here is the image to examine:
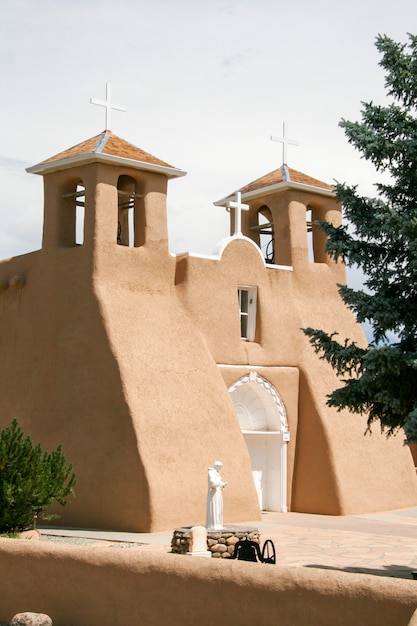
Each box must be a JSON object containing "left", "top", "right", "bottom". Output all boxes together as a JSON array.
[
  {"left": 304, "top": 34, "right": 417, "bottom": 443},
  {"left": 0, "top": 419, "right": 76, "bottom": 532}
]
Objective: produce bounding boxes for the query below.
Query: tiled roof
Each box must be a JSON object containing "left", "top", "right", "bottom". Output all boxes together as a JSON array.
[
  {"left": 214, "top": 165, "right": 335, "bottom": 207},
  {"left": 39, "top": 131, "right": 175, "bottom": 168},
  {"left": 239, "top": 165, "right": 334, "bottom": 194},
  {"left": 27, "top": 131, "right": 186, "bottom": 179}
]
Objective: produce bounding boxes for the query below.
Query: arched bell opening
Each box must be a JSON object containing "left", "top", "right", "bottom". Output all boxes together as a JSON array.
[
  {"left": 117, "top": 175, "right": 144, "bottom": 247},
  {"left": 306, "top": 202, "right": 331, "bottom": 264},
  {"left": 60, "top": 177, "right": 86, "bottom": 247},
  {"left": 249, "top": 205, "right": 275, "bottom": 264}
]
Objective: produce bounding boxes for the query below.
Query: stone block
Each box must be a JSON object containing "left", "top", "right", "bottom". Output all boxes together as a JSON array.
[
  {"left": 211, "top": 544, "right": 227, "bottom": 553},
  {"left": 189, "top": 526, "right": 207, "bottom": 553},
  {"left": 20, "top": 530, "right": 40, "bottom": 541},
  {"left": 226, "top": 536, "right": 239, "bottom": 546},
  {"left": 11, "top": 613, "right": 52, "bottom": 626}
]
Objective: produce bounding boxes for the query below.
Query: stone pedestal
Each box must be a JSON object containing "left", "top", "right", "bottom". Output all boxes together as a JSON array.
[{"left": 171, "top": 526, "right": 260, "bottom": 559}]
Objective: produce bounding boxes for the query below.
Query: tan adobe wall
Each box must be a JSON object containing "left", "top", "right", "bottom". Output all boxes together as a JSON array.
[
  {"left": 0, "top": 248, "right": 153, "bottom": 531},
  {"left": 0, "top": 244, "right": 261, "bottom": 531},
  {"left": 0, "top": 541, "right": 416, "bottom": 626},
  {"left": 175, "top": 235, "right": 417, "bottom": 515}
]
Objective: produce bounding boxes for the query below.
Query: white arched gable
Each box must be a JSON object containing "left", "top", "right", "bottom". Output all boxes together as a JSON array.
[
  {"left": 212, "top": 235, "right": 266, "bottom": 265},
  {"left": 228, "top": 371, "right": 288, "bottom": 432}
]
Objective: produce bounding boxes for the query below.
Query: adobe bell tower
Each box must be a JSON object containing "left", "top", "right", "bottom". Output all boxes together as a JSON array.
[
  {"left": 215, "top": 124, "right": 344, "bottom": 284},
  {"left": 27, "top": 131, "right": 186, "bottom": 255}
]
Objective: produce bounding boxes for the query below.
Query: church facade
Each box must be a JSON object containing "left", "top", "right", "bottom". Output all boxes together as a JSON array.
[{"left": 0, "top": 129, "right": 415, "bottom": 532}]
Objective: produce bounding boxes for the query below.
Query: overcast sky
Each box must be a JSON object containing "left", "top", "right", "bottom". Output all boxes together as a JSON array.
[{"left": 1, "top": 0, "right": 416, "bottom": 268}]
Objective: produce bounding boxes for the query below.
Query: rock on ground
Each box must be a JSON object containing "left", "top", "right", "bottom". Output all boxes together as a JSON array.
[{"left": 10, "top": 613, "right": 52, "bottom": 626}]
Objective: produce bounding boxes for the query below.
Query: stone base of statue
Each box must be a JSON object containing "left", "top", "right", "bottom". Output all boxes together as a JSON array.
[{"left": 171, "top": 526, "right": 260, "bottom": 558}]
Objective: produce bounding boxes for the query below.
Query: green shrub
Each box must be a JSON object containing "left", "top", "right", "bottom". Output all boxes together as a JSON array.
[{"left": 0, "top": 419, "right": 76, "bottom": 532}]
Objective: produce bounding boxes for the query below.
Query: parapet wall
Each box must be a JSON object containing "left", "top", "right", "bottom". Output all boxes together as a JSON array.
[{"left": 0, "top": 540, "right": 416, "bottom": 626}]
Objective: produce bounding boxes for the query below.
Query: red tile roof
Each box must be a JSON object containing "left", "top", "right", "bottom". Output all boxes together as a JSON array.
[
  {"left": 239, "top": 165, "right": 334, "bottom": 194},
  {"left": 39, "top": 130, "right": 176, "bottom": 169}
]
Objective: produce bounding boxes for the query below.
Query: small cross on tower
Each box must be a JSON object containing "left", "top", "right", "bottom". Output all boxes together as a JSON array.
[
  {"left": 270, "top": 123, "right": 299, "bottom": 164},
  {"left": 90, "top": 83, "right": 126, "bottom": 131},
  {"left": 227, "top": 191, "right": 249, "bottom": 236}
]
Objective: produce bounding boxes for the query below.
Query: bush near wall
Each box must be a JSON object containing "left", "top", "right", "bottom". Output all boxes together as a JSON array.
[{"left": 0, "top": 419, "right": 76, "bottom": 532}]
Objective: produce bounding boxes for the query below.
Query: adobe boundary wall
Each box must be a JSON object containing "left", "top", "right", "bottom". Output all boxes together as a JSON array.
[{"left": 0, "top": 540, "right": 416, "bottom": 626}]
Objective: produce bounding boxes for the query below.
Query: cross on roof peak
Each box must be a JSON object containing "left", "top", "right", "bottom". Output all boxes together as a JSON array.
[
  {"left": 90, "top": 83, "right": 126, "bottom": 131},
  {"left": 226, "top": 191, "right": 249, "bottom": 236},
  {"left": 270, "top": 122, "right": 299, "bottom": 165}
]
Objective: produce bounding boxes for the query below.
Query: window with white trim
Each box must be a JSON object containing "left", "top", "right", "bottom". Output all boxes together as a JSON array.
[{"left": 238, "top": 286, "right": 257, "bottom": 341}]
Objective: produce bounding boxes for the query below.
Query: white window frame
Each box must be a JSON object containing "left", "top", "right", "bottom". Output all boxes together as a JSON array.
[{"left": 238, "top": 286, "right": 257, "bottom": 341}]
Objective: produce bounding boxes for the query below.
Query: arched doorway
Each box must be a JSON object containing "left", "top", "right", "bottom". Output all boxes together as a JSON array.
[{"left": 229, "top": 372, "right": 289, "bottom": 512}]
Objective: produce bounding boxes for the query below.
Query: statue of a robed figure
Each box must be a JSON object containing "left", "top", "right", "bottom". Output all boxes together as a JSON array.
[{"left": 206, "top": 461, "right": 227, "bottom": 530}]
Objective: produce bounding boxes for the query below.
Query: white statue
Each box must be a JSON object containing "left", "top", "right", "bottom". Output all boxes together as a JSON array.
[{"left": 206, "top": 460, "right": 227, "bottom": 530}]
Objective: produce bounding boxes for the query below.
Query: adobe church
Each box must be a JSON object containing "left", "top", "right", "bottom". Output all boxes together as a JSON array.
[{"left": 0, "top": 117, "right": 416, "bottom": 532}]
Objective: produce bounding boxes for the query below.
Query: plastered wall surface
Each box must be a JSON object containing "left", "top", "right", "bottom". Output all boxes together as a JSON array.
[{"left": 0, "top": 541, "right": 416, "bottom": 626}]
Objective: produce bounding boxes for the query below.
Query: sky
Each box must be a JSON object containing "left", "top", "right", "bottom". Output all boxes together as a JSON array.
[{"left": 1, "top": 0, "right": 416, "bottom": 276}]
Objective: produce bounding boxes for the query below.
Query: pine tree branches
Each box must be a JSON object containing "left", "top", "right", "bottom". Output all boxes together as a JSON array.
[{"left": 303, "top": 34, "right": 417, "bottom": 442}]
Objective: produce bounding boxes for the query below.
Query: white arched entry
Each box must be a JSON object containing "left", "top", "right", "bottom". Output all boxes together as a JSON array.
[{"left": 229, "top": 372, "right": 289, "bottom": 512}]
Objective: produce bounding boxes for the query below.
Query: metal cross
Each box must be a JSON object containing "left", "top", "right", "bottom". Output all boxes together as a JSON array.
[
  {"left": 90, "top": 83, "right": 126, "bottom": 130},
  {"left": 227, "top": 191, "right": 249, "bottom": 236},
  {"left": 270, "top": 123, "right": 299, "bottom": 164}
]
